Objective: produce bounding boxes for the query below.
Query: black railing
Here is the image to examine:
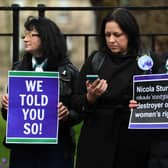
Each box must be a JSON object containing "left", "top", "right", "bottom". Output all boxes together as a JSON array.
[{"left": 0, "top": 4, "right": 168, "bottom": 64}]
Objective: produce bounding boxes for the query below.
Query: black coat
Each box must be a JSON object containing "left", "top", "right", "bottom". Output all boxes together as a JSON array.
[
  {"left": 148, "top": 51, "right": 168, "bottom": 168},
  {"left": 72, "top": 50, "right": 161, "bottom": 168},
  {"left": 1, "top": 58, "right": 82, "bottom": 168}
]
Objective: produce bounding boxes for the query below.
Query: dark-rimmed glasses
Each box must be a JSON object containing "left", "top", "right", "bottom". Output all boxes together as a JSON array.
[{"left": 21, "top": 31, "right": 40, "bottom": 39}]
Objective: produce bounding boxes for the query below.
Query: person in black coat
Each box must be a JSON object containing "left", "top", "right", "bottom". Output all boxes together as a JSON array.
[
  {"left": 71, "top": 8, "right": 161, "bottom": 168},
  {"left": 129, "top": 51, "right": 168, "bottom": 168},
  {"left": 1, "top": 16, "right": 82, "bottom": 168}
]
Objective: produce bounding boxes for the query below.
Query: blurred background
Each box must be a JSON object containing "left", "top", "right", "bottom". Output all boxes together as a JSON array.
[{"left": 0, "top": 0, "right": 168, "bottom": 167}]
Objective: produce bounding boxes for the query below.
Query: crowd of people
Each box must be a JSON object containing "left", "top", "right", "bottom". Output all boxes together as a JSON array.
[{"left": 1, "top": 7, "right": 168, "bottom": 168}]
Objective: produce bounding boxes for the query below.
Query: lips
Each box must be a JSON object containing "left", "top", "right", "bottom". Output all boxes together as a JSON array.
[
  {"left": 24, "top": 44, "right": 31, "bottom": 48},
  {"left": 108, "top": 43, "right": 118, "bottom": 48},
  {"left": 109, "top": 46, "right": 119, "bottom": 50}
]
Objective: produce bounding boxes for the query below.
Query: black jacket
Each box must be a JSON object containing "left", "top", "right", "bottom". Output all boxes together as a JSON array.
[
  {"left": 148, "top": 51, "right": 168, "bottom": 168},
  {"left": 1, "top": 59, "right": 82, "bottom": 160},
  {"left": 72, "top": 49, "right": 161, "bottom": 168}
]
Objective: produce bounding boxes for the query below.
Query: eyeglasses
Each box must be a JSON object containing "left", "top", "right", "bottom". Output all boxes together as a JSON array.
[{"left": 21, "top": 31, "right": 40, "bottom": 39}]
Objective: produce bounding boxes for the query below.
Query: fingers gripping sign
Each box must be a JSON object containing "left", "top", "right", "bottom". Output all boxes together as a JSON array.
[{"left": 58, "top": 102, "right": 69, "bottom": 121}]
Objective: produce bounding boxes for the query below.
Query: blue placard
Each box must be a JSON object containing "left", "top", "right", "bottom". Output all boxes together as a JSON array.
[
  {"left": 6, "top": 71, "right": 59, "bottom": 144},
  {"left": 129, "top": 73, "right": 168, "bottom": 129}
]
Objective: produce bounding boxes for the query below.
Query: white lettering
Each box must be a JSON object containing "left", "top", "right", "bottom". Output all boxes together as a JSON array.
[{"left": 25, "top": 80, "right": 43, "bottom": 92}]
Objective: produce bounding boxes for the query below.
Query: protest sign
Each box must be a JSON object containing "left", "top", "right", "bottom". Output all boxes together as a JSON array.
[
  {"left": 6, "top": 71, "right": 59, "bottom": 144},
  {"left": 129, "top": 74, "right": 168, "bottom": 129}
]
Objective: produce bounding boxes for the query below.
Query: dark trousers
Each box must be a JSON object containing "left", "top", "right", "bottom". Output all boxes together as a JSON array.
[
  {"left": 148, "top": 141, "right": 168, "bottom": 168},
  {"left": 9, "top": 147, "right": 74, "bottom": 168}
]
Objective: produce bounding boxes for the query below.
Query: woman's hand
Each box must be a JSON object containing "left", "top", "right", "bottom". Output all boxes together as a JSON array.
[
  {"left": 129, "top": 100, "right": 138, "bottom": 109},
  {"left": 86, "top": 79, "right": 108, "bottom": 103},
  {"left": 58, "top": 102, "right": 69, "bottom": 121},
  {"left": 1, "top": 94, "right": 8, "bottom": 110}
]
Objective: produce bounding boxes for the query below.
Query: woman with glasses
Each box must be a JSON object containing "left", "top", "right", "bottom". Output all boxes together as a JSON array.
[
  {"left": 1, "top": 16, "right": 82, "bottom": 168},
  {"left": 71, "top": 8, "right": 161, "bottom": 168}
]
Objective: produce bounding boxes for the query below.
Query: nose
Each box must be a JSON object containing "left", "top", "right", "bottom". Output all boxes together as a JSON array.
[
  {"left": 23, "top": 35, "right": 29, "bottom": 42},
  {"left": 109, "top": 34, "right": 116, "bottom": 42}
]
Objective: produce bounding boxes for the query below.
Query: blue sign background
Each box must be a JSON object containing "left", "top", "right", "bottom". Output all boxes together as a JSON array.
[{"left": 6, "top": 71, "right": 59, "bottom": 143}]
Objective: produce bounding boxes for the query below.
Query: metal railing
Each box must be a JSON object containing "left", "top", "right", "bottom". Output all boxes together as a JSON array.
[{"left": 0, "top": 4, "right": 168, "bottom": 64}]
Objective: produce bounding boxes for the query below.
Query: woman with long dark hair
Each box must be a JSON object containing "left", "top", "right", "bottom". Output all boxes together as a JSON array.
[
  {"left": 1, "top": 16, "right": 81, "bottom": 168},
  {"left": 72, "top": 8, "right": 160, "bottom": 168}
]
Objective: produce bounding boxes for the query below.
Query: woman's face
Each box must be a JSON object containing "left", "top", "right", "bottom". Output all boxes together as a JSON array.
[
  {"left": 23, "top": 29, "right": 41, "bottom": 56},
  {"left": 105, "top": 21, "right": 128, "bottom": 54}
]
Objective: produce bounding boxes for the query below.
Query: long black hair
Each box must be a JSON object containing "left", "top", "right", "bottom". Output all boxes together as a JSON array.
[
  {"left": 20, "top": 16, "right": 68, "bottom": 70},
  {"left": 99, "top": 8, "right": 141, "bottom": 56}
]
